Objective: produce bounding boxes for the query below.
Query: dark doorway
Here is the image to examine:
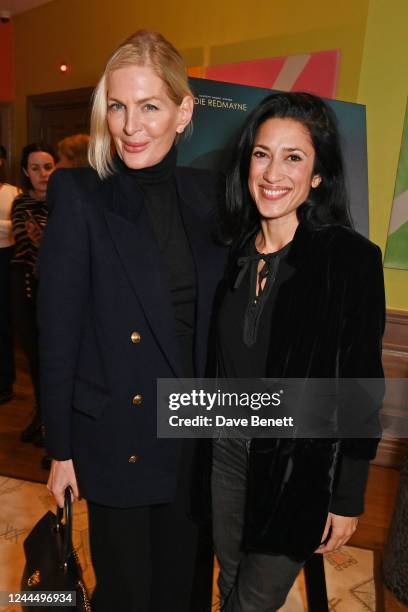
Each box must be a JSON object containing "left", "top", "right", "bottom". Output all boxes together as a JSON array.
[
  {"left": 27, "top": 86, "right": 94, "bottom": 149},
  {"left": 0, "top": 103, "right": 14, "bottom": 182}
]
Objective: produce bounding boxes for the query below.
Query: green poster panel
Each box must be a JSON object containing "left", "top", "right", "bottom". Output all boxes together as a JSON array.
[{"left": 384, "top": 99, "right": 408, "bottom": 270}]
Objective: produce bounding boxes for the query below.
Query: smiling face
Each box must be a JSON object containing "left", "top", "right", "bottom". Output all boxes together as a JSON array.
[
  {"left": 24, "top": 151, "right": 55, "bottom": 200},
  {"left": 248, "top": 117, "right": 321, "bottom": 228},
  {"left": 106, "top": 64, "right": 193, "bottom": 169}
]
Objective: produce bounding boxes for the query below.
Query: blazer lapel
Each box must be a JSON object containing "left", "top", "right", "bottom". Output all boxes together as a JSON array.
[{"left": 103, "top": 172, "right": 183, "bottom": 377}]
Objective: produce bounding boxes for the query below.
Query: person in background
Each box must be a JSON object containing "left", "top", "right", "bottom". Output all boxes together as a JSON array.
[
  {"left": 0, "top": 145, "right": 20, "bottom": 404},
  {"left": 10, "top": 143, "right": 56, "bottom": 447},
  {"left": 38, "top": 30, "right": 226, "bottom": 612},
  {"left": 212, "top": 92, "right": 385, "bottom": 611},
  {"left": 56, "top": 133, "right": 90, "bottom": 168}
]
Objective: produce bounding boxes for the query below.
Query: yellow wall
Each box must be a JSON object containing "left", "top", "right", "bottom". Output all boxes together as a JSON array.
[
  {"left": 15, "top": 0, "right": 407, "bottom": 310},
  {"left": 358, "top": 0, "right": 408, "bottom": 310},
  {"left": 13, "top": 0, "right": 369, "bottom": 155}
]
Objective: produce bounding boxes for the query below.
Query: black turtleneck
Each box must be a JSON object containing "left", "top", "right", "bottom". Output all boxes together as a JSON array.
[{"left": 114, "top": 146, "right": 197, "bottom": 377}]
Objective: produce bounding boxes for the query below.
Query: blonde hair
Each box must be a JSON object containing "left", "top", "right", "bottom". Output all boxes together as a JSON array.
[
  {"left": 88, "top": 30, "right": 193, "bottom": 179},
  {"left": 58, "top": 133, "right": 90, "bottom": 167}
]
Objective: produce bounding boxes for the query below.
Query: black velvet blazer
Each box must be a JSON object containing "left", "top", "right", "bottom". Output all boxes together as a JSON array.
[
  {"left": 37, "top": 165, "right": 227, "bottom": 508},
  {"left": 224, "top": 223, "right": 385, "bottom": 561}
]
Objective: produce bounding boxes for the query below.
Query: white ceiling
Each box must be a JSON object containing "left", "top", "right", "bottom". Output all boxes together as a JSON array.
[{"left": 0, "top": 0, "right": 53, "bottom": 17}]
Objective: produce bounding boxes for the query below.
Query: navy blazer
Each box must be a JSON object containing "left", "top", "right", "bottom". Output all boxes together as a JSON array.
[{"left": 38, "top": 165, "right": 226, "bottom": 508}]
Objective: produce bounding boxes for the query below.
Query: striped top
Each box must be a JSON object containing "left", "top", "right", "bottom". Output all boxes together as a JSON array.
[{"left": 11, "top": 193, "right": 48, "bottom": 270}]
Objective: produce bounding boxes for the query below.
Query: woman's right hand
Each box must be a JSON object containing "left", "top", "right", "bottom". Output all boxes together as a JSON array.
[
  {"left": 25, "top": 220, "right": 43, "bottom": 247},
  {"left": 47, "top": 459, "right": 80, "bottom": 508}
]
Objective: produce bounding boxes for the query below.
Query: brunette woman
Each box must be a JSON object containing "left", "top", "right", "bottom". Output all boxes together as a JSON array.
[
  {"left": 11, "top": 143, "right": 56, "bottom": 443},
  {"left": 212, "top": 92, "right": 385, "bottom": 611}
]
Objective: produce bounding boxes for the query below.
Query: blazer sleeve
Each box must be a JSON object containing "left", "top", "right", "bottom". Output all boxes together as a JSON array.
[
  {"left": 37, "top": 170, "right": 90, "bottom": 460},
  {"left": 338, "top": 240, "right": 386, "bottom": 461}
]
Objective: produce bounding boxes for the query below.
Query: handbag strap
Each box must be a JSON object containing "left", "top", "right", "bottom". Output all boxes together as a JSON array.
[{"left": 55, "top": 487, "right": 74, "bottom": 566}]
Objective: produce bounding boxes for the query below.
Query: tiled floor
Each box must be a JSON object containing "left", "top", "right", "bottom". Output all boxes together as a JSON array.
[{"left": 0, "top": 475, "right": 378, "bottom": 612}]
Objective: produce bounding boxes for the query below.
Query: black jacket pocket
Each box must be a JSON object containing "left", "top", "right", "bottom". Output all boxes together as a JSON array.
[{"left": 72, "top": 378, "right": 110, "bottom": 419}]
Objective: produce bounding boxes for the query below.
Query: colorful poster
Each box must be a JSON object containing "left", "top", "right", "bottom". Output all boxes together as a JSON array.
[
  {"left": 189, "top": 50, "right": 340, "bottom": 99},
  {"left": 180, "top": 78, "right": 369, "bottom": 237},
  {"left": 384, "top": 101, "right": 408, "bottom": 269}
]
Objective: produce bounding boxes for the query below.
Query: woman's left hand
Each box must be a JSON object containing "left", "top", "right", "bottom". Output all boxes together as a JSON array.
[{"left": 315, "top": 512, "right": 358, "bottom": 554}]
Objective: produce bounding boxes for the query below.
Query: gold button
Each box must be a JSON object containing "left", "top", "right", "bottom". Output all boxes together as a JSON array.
[
  {"left": 131, "top": 331, "right": 141, "bottom": 344},
  {"left": 132, "top": 394, "right": 143, "bottom": 405},
  {"left": 128, "top": 455, "right": 139, "bottom": 463}
]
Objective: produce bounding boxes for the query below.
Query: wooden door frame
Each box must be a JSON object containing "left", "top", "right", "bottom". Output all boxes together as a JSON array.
[
  {"left": 27, "top": 86, "right": 94, "bottom": 143},
  {"left": 0, "top": 102, "right": 15, "bottom": 182}
]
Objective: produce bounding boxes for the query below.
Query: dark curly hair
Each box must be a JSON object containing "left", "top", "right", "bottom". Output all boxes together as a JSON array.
[{"left": 222, "top": 92, "right": 352, "bottom": 248}]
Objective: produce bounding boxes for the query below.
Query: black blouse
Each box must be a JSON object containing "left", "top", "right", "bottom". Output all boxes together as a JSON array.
[{"left": 217, "top": 241, "right": 291, "bottom": 377}]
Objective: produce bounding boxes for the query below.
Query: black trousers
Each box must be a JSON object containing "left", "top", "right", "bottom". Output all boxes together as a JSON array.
[
  {"left": 10, "top": 265, "right": 41, "bottom": 408},
  {"left": 0, "top": 246, "right": 15, "bottom": 392},
  {"left": 87, "top": 442, "right": 213, "bottom": 612}
]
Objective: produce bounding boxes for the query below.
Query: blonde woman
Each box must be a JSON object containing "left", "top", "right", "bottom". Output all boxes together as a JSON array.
[
  {"left": 56, "top": 133, "right": 90, "bottom": 168},
  {"left": 38, "top": 30, "right": 226, "bottom": 612}
]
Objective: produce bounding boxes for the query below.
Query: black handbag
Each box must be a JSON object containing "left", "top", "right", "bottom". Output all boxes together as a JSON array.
[{"left": 21, "top": 487, "right": 92, "bottom": 611}]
